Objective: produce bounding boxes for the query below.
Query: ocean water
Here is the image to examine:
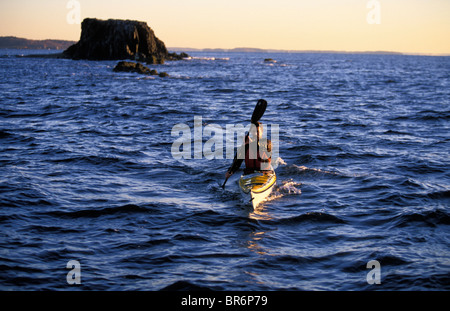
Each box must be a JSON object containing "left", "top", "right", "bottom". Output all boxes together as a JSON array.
[{"left": 0, "top": 49, "right": 449, "bottom": 291}]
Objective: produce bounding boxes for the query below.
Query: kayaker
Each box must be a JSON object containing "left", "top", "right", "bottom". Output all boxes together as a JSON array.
[{"left": 225, "top": 121, "right": 272, "bottom": 179}]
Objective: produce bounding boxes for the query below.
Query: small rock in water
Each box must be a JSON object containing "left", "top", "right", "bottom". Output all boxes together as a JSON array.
[
  {"left": 113, "top": 61, "right": 165, "bottom": 77},
  {"left": 113, "top": 61, "right": 149, "bottom": 74}
]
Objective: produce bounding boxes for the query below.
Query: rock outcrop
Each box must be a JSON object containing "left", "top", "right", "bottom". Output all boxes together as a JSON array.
[
  {"left": 113, "top": 61, "right": 169, "bottom": 77},
  {"left": 64, "top": 18, "right": 184, "bottom": 64},
  {"left": 114, "top": 61, "right": 155, "bottom": 74}
]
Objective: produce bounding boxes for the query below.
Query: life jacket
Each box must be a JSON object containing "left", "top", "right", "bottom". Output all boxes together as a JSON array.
[{"left": 244, "top": 135, "right": 272, "bottom": 173}]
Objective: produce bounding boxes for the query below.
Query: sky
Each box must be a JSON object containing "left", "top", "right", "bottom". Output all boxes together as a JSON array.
[{"left": 1, "top": 0, "right": 450, "bottom": 55}]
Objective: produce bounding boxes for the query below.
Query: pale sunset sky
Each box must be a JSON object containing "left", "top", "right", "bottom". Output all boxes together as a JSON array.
[{"left": 1, "top": 0, "right": 449, "bottom": 55}]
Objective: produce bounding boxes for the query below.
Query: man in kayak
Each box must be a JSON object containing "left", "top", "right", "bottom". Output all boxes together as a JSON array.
[{"left": 225, "top": 121, "right": 272, "bottom": 179}]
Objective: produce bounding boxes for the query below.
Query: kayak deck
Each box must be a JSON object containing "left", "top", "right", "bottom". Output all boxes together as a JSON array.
[{"left": 239, "top": 171, "right": 276, "bottom": 208}]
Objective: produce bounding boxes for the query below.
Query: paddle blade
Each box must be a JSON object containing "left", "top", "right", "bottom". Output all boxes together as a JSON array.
[{"left": 251, "top": 99, "right": 267, "bottom": 124}]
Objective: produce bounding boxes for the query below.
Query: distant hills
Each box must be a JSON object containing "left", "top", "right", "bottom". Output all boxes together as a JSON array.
[
  {"left": 169, "top": 47, "right": 405, "bottom": 55},
  {"left": 0, "top": 36, "right": 76, "bottom": 50}
]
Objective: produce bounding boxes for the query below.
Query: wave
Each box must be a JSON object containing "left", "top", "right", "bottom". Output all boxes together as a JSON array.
[
  {"left": 160, "top": 280, "right": 220, "bottom": 291},
  {"left": 426, "top": 189, "right": 450, "bottom": 200},
  {"left": 265, "top": 180, "right": 302, "bottom": 203},
  {"left": 0, "top": 129, "right": 13, "bottom": 139},
  {"left": 252, "top": 251, "right": 353, "bottom": 272},
  {"left": 35, "top": 203, "right": 164, "bottom": 219},
  {"left": 128, "top": 251, "right": 246, "bottom": 268},
  {"left": 265, "top": 212, "right": 346, "bottom": 226},
  {"left": 393, "top": 209, "right": 450, "bottom": 228},
  {"left": 205, "top": 88, "right": 237, "bottom": 94},
  {"left": 24, "top": 224, "right": 80, "bottom": 234},
  {"left": 340, "top": 253, "right": 409, "bottom": 275},
  {"left": 186, "top": 56, "right": 230, "bottom": 61},
  {"left": 282, "top": 164, "right": 351, "bottom": 178},
  {"left": 417, "top": 110, "right": 450, "bottom": 121},
  {"left": 188, "top": 209, "right": 260, "bottom": 230},
  {"left": 47, "top": 154, "right": 148, "bottom": 171},
  {"left": 377, "top": 273, "right": 450, "bottom": 290},
  {"left": 275, "top": 156, "right": 287, "bottom": 166},
  {"left": 277, "top": 180, "right": 302, "bottom": 195},
  {"left": 173, "top": 234, "right": 211, "bottom": 242},
  {"left": 112, "top": 238, "right": 173, "bottom": 251},
  {"left": 371, "top": 254, "right": 410, "bottom": 266},
  {"left": 391, "top": 110, "right": 450, "bottom": 122},
  {"left": 0, "top": 128, "right": 36, "bottom": 144}
]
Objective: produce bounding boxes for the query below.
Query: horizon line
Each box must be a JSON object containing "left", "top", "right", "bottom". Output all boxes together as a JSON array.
[{"left": 1, "top": 36, "right": 449, "bottom": 57}]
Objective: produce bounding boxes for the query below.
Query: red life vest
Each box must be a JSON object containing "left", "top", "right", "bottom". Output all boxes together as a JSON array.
[{"left": 244, "top": 135, "right": 272, "bottom": 173}]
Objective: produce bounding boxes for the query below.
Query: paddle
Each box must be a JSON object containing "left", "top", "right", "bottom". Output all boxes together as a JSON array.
[{"left": 221, "top": 99, "right": 268, "bottom": 189}]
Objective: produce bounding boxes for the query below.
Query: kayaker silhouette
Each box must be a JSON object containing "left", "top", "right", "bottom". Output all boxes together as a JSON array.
[
  {"left": 221, "top": 99, "right": 276, "bottom": 208},
  {"left": 221, "top": 99, "right": 272, "bottom": 188}
]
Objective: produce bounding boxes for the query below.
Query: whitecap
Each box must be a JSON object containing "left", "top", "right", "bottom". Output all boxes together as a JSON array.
[
  {"left": 265, "top": 179, "right": 302, "bottom": 203},
  {"left": 190, "top": 56, "right": 230, "bottom": 61},
  {"left": 275, "top": 157, "right": 287, "bottom": 166}
]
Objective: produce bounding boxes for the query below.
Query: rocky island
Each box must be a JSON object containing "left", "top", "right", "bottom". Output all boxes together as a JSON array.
[{"left": 63, "top": 18, "right": 188, "bottom": 64}]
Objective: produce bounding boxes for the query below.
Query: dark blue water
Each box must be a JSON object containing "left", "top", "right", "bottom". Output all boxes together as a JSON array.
[{"left": 0, "top": 50, "right": 449, "bottom": 290}]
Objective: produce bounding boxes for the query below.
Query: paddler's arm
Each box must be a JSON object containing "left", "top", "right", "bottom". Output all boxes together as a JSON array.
[
  {"left": 226, "top": 157, "right": 243, "bottom": 178},
  {"left": 225, "top": 138, "right": 247, "bottom": 178}
]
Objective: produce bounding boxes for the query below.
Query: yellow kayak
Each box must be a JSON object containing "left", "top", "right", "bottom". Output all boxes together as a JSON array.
[{"left": 239, "top": 170, "right": 276, "bottom": 208}]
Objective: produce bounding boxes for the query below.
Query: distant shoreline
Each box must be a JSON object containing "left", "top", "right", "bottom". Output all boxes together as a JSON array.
[
  {"left": 168, "top": 47, "right": 450, "bottom": 57},
  {"left": 0, "top": 36, "right": 75, "bottom": 50},
  {"left": 169, "top": 46, "right": 404, "bottom": 55},
  {"left": 1, "top": 36, "right": 448, "bottom": 57}
]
